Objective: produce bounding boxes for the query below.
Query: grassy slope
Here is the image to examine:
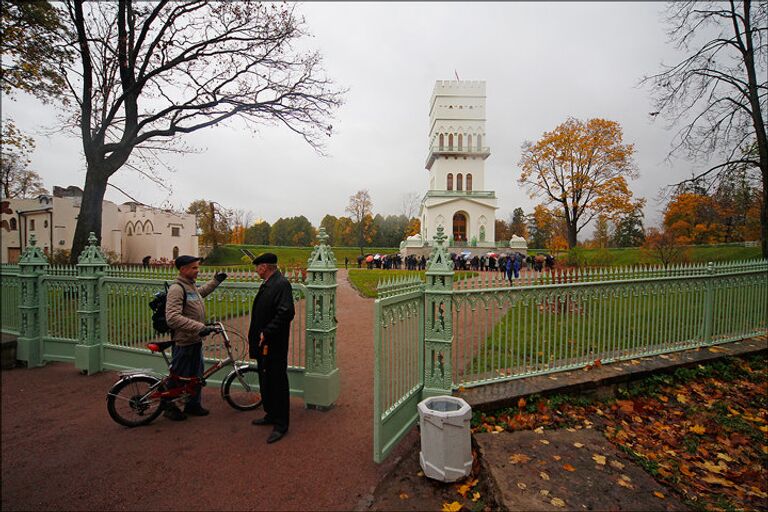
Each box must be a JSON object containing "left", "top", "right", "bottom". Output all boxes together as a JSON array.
[{"left": 203, "top": 244, "right": 399, "bottom": 268}]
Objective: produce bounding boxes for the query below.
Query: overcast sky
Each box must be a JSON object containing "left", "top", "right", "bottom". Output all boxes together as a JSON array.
[{"left": 4, "top": 2, "right": 709, "bottom": 234}]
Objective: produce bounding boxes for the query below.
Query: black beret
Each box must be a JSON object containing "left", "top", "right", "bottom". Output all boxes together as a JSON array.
[
  {"left": 252, "top": 252, "right": 278, "bottom": 265},
  {"left": 175, "top": 255, "right": 203, "bottom": 269}
]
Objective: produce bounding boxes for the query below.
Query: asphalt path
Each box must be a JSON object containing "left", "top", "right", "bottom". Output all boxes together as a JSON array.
[{"left": 1, "top": 269, "right": 409, "bottom": 511}]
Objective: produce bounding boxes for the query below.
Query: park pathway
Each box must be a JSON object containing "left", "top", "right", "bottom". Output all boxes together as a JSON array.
[{"left": 1, "top": 269, "right": 412, "bottom": 511}]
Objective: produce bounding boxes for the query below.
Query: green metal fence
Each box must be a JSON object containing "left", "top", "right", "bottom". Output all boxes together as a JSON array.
[
  {"left": 1, "top": 231, "right": 340, "bottom": 410},
  {"left": 372, "top": 228, "right": 768, "bottom": 462}
]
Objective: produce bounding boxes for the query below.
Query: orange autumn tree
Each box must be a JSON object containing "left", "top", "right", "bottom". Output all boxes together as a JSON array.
[
  {"left": 663, "top": 192, "right": 723, "bottom": 244},
  {"left": 518, "top": 118, "right": 640, "bottom": 248}
]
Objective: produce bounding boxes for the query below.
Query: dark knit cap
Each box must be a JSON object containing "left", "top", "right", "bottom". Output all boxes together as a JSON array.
[{"left": 252, "top": 252, "right": 278, "bottom": 265}]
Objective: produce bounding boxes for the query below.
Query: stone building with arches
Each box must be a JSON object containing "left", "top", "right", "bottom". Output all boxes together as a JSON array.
[
  {"left": 1, "top": 186, "right": 198, "bottom": 264},
  {"left": 402, "top": 80, "right": 499, "bottom": 253}
]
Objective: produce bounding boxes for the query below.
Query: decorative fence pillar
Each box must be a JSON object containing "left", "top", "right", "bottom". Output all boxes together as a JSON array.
[
  {"left": 303, "top": 228, "right": 340, "bottom": 409},
  {"left": 16, "top": 235, "right": 49, "bottom": 367},
  {"left": 423, "top": 226, "right": 455, "bottom": 397},
  {"left": 75, "top": 233, "right": 109, "bottom": 374}
]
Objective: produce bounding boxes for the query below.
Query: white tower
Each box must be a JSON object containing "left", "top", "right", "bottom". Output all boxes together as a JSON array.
[{"left": 419, "top": 80, "right": 498, "bottom": 247}]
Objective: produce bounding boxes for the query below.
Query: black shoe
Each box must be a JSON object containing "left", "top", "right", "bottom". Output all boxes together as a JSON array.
[
  {"left": 184, "top": 405, "right": 210, "bottom": 417},
  {"left": 266, "top": 429, "right": 286, "bottom": 444},
  {"left": 251, "top": 416, "right": 274, "bottom": 426},
  {"left": 163, "top": 406, "right": 187, "bottom": 421}
]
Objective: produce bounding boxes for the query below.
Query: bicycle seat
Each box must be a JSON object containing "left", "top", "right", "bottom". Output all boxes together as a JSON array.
[{"left": 147, "top": 340, "right": 175, "bottom": 352}]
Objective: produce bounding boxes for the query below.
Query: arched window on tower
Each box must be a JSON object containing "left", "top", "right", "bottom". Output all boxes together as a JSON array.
[
  {"left": 9, "top": 218, "right": 17, "bottom": 231},
  {"left": 477, "top": 134, "right": 482, "bottom": 150},
  {"left": 448, "top": 134, "right": 454, "bottom": 150},
  {"left": 468, "top": 134, "right": 472, "bottom": 150},
  {"left": 458, "top": 134, "right": 463, "bottom": 150},
  {"left": 447, "top": 173, "right": 453, "bottom": 191},
  {"left": 457, "top": 173, "right": 463, "bottom": 191},
  {"left": 439, "top": 133, "right": 444, "bottom": 150},
  {"left": 466, "top": 173, "right": 473, "bottom": 191}
]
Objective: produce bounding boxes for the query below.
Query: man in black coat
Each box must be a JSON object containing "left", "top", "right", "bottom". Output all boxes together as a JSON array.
[{"left": 248, "top": 252, "right": 295, "bottom": 444}]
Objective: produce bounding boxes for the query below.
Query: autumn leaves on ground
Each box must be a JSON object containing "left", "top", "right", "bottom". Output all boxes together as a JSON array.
[{"left": 439, "top": 353, "right": 767, "bottom": 512}]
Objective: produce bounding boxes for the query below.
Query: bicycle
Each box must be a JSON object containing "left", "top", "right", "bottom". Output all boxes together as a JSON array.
[{"left": 106, "top": 322, "right": 261, "bottom": 427}]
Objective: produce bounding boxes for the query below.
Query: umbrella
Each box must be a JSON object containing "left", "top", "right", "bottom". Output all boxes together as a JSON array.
[
  {"left": 461, "top": 250, "right": 472, "bottom": 256},
  {"left": 374, "top": 254, "right": 381, "bottom": 260},
  {"left": 365, "top": 255, "right": 374, "bottom": 263},
  {"left": 486, "top": 252, "right": 498, "bottom": 258}
]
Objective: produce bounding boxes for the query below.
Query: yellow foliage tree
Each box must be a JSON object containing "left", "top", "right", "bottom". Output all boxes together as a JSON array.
[
  {"left": 518, "top": 118, "right": 640, "bottom": 248},
  {"left": 662, "top": 192, "right": 722, "bottom": 245}
]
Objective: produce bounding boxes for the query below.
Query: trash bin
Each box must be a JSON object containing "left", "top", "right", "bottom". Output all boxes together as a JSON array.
[{"left": 417, "top": 395, "right": 472, "bottom": 482}]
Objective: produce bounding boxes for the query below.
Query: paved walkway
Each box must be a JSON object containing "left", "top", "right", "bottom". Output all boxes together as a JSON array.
[{"left": 1, "top": 269, "right": 412, "bottom": 511}]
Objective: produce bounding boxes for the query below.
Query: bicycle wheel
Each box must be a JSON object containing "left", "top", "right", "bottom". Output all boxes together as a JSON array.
[
  {"left": 107, "top": 375, "right": 164, "bottom": 427},
  {"left": 222, "top": 367, "right": 262, "bottom": 411}
]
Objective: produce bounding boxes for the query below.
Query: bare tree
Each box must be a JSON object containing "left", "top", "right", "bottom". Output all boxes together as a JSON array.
[
  {"left": 346, "top": 189, "right": 373, "bottom": 255},
  {"left": 54, "top": 1, "right": 344, "bottom": 262},
  {"left": 641, "top": 1, "right": 767, "bottom": 257},
  {"left": 400, "top": 191, "right": 421, "bottom": 220}
]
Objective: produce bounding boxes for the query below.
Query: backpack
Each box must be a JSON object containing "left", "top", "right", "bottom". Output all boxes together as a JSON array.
[{"left": 149, "top": 282, "right": 186, "bottom": 334}]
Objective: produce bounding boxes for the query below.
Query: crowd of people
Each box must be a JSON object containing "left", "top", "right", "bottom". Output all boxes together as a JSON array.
[{"left": 345, "top": 251, "right": 556, "bottom": 279}]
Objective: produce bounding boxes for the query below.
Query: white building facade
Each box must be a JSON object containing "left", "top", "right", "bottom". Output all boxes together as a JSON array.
[
  {"left": 411, "top": 80, "right": 498, "bottom": 249},
  {"left": 0, "top": 188, "right": 198, "bottom": 264}
]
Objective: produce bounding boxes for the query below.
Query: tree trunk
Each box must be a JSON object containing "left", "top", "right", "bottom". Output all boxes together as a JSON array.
[
  {"left": 69, "top": 166, "right": 109, "bottom": 263},
  {"left": 567, "top": 222, "right": 578, "bottom": 249},
  {"left": 761, "top": 174, "right": 767, "bottom": 259}
]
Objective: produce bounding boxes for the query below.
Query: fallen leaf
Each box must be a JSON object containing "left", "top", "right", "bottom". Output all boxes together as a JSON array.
[
  {"left": 457, "top": 386, "right": 465, "bottom": 393},
  {"left": 471, "top": 492, "right": 481, "bottom": 502},
  {"left": 700, "top": 461, "right": 727, "bottom": 474},
  {"left": 658, "top": 395, "right": 668, "bottom": 402},
  {"left": 609, "top": 460, "right": 625, "bottom": 470},
  {"left": 534, "top": 427, "right": 544, "bottom": 434},
  {"left": 552, "top": 455, "right": 561, "bottom": 461},
  {"left": 517, "top": 482, "right": 527, "bottom": 490},
  {"left": 539, "top": 489, "right": 550, "bottom": 497},
  {"left": 540, "top": 472, "right": 550, "bottom": 481},
  {"left": 680, "top": 465, "right": 695, "bottom": 477},
  {"left": 708, "top": 346, "right": 726, "bottom": 353},
  {"left": 456, "top": 479, "right": 478, "bottom": 497},
  {"left": 441, "top": 501, "right": 463, "bottom": 512},
  {"left": 653, "top": 491, "right": 665, "bottom": 499},
  {"left": 494, "top": 425, "right": 504, "bottom": 432},
  {"left": 701, "top": 475, "right": 735, "bottom": 487},
  {"left": 518, "top": 397, "right": 526, "bottom": 409},
  {"left": 593, "top": 359, "right": 602, "bottom": 368},
  {"left": 509, "top": 453, "right": 532, "bottom": 464},
  {"left": 539, "top": 439, "right": 550, "bottom": 445},
  {"left": 592, "top": 454, "right": 607, "bottom": 465},
  {"left": 399, "top": 493, "right": 409, "bottom": 500},
  {"left": 617, "top": 477, "right": 634, "bottom": 489},
  {"left": 716, "top": 453, "right": 734, "bottom": 462},
  {"left": 563, "top": 463, "right": 576, "bottom": 472},
  {"left": 417, "top": 471, "right": 424, "bottom": 477},
  {"left": 550, "top": 497, "right": 566, "bottom": 507},
  {"left": 676, "top": 394, "right": 688, "bottom": 404},
  {"left": 573, "top": 442, "right": 584, "bottom": 448},
  {"left": 689, "top": 424, "right": 706, "bottom": 435},
  {"left": 747, "top": 487, "right": 768, "bottom": 499}
]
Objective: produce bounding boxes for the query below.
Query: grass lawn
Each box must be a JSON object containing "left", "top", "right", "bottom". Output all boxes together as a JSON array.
[
  {"left": 348, "top": 269, "right": 479, "bottom": 298},
  {"left": 537, "top": 244, "right": 762, "bottom": 267},
  {"left": 455, "top": 278, "right": 767, "bottom": 385}
]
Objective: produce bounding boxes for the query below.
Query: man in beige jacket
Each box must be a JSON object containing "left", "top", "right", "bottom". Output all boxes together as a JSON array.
[{"left": 164, "top": 255, "right": 227, "bottom": 421}]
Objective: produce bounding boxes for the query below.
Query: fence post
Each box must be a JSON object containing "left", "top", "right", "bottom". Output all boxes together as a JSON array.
[
  {"left": 423, "top": 225, "right": 455, "bottom": 397},
  {"left": 303, "top": 228, "right": 339, "bottom": 409},
  {"left": 16, "top": 234, "right": 49, "bottom": 367},
  {"left": 703, "top": 261, "right": 715, "bottom": 345},
  {"left": 75, "top": 233, "right": 109, "bottom": 374}
]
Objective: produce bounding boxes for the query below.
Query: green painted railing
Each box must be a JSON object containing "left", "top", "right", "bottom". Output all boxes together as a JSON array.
[
  {"left": 372, "top": 227, "right": 768, "bottom": 462},
  {"left": 451, "top": 262, "right": 768, "bottom": 387},
  {"left": 0, "top": 230, "right": 339, "bottom": 410}
]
